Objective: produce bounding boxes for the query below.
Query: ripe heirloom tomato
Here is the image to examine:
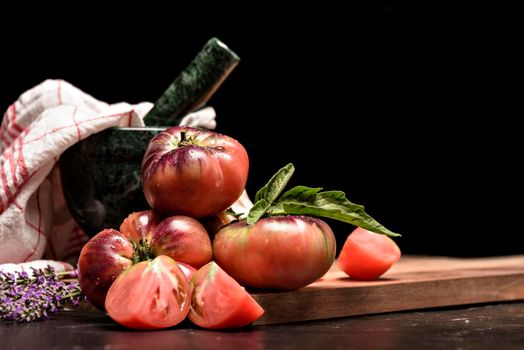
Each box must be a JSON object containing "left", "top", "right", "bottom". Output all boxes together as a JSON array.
[
  {"left": 141, "top": 126, "right": 249, "bottom": 218},
  {"left": 120, "top": 211, "right": 212, "bottom": 268},
  {"left": 189, "top": 262, "right": 264, "bottom": 329},
  {"left": 213, "top": 216, "right": 336, "bottom": 290},
  {"left": 338, "top": 227, "right": 401, "bottom": 280},
  {"left": 78, "top": 210, "right": 211, "bottom": 310},
  {"left": 105, "top": 255, "right": 191, "bottom": 329}
]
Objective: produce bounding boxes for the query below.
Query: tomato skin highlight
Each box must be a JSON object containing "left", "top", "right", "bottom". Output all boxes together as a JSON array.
[
  {"left": 118, "top": 209, "right": 159, "bottom": 243},
  {"left": 189, "top": 262, "right": 264, "bottom": 329},
  {"left": 120, "top": 210, "right": 212, "bottom": 268},
  {"left": 141, "top": 126, "right": 249, "bottom": 218},
  {"left": 213, "top": 216, "right": 336, "bottom": 290},
  {"left": 77, "top": 229, "right": 134, "bottom": 310},
  {"left": 105, "top": 255, "right": 192, "bottom": 330},
  {"left": 149, "top": 215, "right": 212, "bottom": 269},
  {"left": 338, "top": 227, "right": 401, "bottom": 280}
]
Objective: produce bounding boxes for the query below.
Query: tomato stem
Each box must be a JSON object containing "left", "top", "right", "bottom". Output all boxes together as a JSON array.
[
  {"left": 131, "top": 239, "right": 155, "bottom": 263},
  {"left": 178, "top": 131, "right": 198, "bottom": 147}
]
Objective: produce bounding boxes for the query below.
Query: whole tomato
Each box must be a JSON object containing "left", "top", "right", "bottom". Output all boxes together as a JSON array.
[
  {"left": 141, "top": 126, "right": 249, "bottom": 218},
  {"left": 213, "top": 216, "right": 336, "bottom": 290},
  {"left": 78, "top": 210, "right": 212, "bottom": 310}
]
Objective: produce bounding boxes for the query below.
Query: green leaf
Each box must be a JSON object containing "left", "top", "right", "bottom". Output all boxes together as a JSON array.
[
  {"left": 226, "top": 207, "right": 243, "bottom": 219},
  {"left": 247, "top": 199, "right": 271, "bottom": 225},
  {"left": 279, "top": 185, "right": 323, "bottom": 202},
  {"left": 254, "top": 163, "right": 295, "bottom": 203},
  {"left": 270, "top": 190, "right": 400, "bottom": 237},
  {"left": 247, "top": 164, "right": 398, "bottom": 237}
]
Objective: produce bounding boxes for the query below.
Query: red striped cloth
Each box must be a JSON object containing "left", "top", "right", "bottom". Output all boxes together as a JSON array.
[
  {"left": 0, "top": 79, "right": 152, "bottom": 265},
  {"left": 0, "top": 80, "right": 217, "bottom": 269}
]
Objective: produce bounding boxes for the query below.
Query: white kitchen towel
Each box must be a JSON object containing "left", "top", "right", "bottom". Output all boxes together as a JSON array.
[
  {"left": 0, "top": 260, "right": 74, "bottom": 275},
  {"left": 0, "top": 79, "right": 216, "bottom": 266}
]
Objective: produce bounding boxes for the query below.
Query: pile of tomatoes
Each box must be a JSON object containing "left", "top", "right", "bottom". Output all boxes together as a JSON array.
[{"left": 77, "top": 126, "right": 401, "bottom": 330}]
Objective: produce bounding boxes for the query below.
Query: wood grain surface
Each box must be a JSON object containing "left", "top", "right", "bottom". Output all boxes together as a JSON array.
[{"left": 252, "top": 255, "right": 524, "bottom": 325}]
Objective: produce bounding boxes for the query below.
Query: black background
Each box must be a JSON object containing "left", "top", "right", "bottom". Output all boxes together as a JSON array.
[{"left": 1, "top": 3, "right": 520, "bottom": 256}]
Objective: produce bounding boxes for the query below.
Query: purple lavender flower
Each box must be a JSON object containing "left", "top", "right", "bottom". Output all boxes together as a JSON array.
[{"left": 1, "top": 265, "right": 85, "bottom": 323}]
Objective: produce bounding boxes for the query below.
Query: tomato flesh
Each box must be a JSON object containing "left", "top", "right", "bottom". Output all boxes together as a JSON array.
[
  {"left": 78, "top": 211, "right": 212, "bottom": 311},
  {"left": 189, "top": 262, "right": 264, "bottom": 329},
  {"left": 338, "top": 227, "right": 401, "bottom": 280},
  {"left": 105, "top": 255, "right": 192, "bottom": 329},
  {"left": 177, "top": 262, "right": 197, "bottom": 281}
]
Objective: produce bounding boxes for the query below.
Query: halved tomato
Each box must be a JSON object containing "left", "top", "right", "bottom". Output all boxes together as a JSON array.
[
  {"left": 189, "top": 262, "right": 264, "bottom": 329},
  {"left": 105, "top": 255, "right": 192, "bottom": 329},
  {"left": 338, "top": 227, "right": 401, "bottom": 280},
  {"left": 177, "top": 262, "right": 197, "bottom": 281}
]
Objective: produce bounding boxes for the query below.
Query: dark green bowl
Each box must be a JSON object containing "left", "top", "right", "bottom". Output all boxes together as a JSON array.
[
  {"left": 59, "top": 38, "right": 239, "bottom": 237},
  {"left": 59, "top": 127, "right": 165, "bottom": 237}
]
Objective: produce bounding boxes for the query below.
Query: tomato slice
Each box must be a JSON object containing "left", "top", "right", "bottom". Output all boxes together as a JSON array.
[
  {"left": 105, "top": 255, "right": 192, "bottom": 329},
  {"left": 177, "top": 262, "right": 197, "bottom": 281},
  {"left": 189, "top": 262, "right": 264, "bottom": 329},
  {"left": 338, "top": 227, "right": 401, "bottom": 280}
]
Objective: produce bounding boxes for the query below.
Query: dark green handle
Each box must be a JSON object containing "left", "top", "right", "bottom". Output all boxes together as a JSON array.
[{"left": 144, "top": 37, "right": 240, "bottom": 126}]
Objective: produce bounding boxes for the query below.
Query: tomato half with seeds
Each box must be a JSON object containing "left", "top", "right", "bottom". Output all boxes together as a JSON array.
[
  {"left": 177, "top": 262, "right": 197, "bottom": 281},
  {"left": 78, "top": 210, "right": 211, "bottom": 310},
  {"left": 338, "top": 227, "right": 401, "bottom": 280},
  {"left": 105, "top": 255, "right": 191, "bottom": 329},
  {"left": 189, "top": 262, "right": 264, "bottom": 329}
]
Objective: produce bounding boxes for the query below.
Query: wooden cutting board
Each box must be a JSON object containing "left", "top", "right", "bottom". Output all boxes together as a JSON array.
[{"left": 251, "top": 255, "right": 524, "bottom": 325}]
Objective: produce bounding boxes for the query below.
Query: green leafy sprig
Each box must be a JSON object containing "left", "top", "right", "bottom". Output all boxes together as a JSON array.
[{"left": 246, "top": 163, "right": 399, "bottom": 237}]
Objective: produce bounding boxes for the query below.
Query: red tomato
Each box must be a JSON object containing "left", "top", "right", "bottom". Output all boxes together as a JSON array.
[
  {"left": 77, "top": 229, "right": 134, "bottom": 310},
  {"left": 189, "top": 262, "right": 264, "bottom": 329},
  {"left": 213, "top": 216, "right": 336, "bottom": 290},
  {"left": 78, "top": 210, "right": 211, "bottom": 310},
  {"left": 338, "top": 227, "right": 401, "bottom": 280},
  {"left": 105, "top": 255, "right": 191, "bottom": 329},
  {"left": 120, "top": 211, "right": 212, "bottom": 268},
  {"left": 141, "top": 126, "right": 249, "bottom": 218}
]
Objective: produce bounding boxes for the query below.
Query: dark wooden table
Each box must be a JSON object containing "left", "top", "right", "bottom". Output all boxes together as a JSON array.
[{"left": 2, "top": 302, "right": 524, "bottom": 349}]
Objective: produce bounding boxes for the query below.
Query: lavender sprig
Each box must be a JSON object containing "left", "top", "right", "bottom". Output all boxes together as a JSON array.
[{"left": 1, "top": 265, "right": 85, "bottom": 323}]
